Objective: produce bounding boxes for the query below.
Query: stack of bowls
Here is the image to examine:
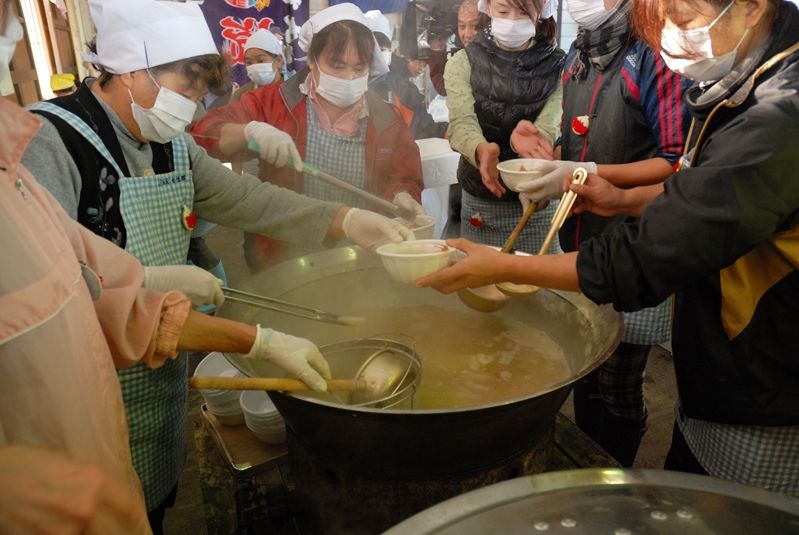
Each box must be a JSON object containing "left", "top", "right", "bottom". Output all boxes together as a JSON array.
[
  {"left": 194, "top": 352, "right": 245, "bottom": 426},
  {"left": 240, "top": 390, "right": 286, "bottom": 444}
]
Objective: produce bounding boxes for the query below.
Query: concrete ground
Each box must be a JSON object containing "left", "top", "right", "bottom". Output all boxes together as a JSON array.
[{"left": 163, "top": 225, "right": 680, "bottom": 534}]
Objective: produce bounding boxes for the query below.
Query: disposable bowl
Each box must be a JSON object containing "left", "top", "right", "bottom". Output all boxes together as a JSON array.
[
  {"left": 375, "top": 240, "right": 455, "bottom": 284},
  {"left": 393, "top": 215, "right": 437, "bottom": 240},
  {"left": 496, "top": 159, "right": 549, "bottom": 192}
]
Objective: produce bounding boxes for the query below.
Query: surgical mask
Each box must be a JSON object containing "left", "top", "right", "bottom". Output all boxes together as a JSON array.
[
  {"left": 660, "top": 0, "right": 745, "bottom": 82},
  {"left": 0, "top": 14, "right": 23, "bottom": 82},
  {"left": 490, "top": 16, "right": 536, "bottom": 49},
  {"left": 316, "top": 70, "right": 368, "bottom": 107},
  {"left": 382, "top": 50, "right": 392, "bottom": 66},
  {"left": 567, "top": 0, "right": 620, "bottom": 31},
  {"left": 247, "top": 62, "right": 276, "bottom": 87},
  {"left": 129, "top": 71, "right": 197, "bottom": 143}
]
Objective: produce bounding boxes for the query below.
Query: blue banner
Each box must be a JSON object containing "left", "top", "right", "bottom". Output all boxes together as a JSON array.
[
  {"left": 200, "top": 0, "right": 309, "bottom": 88},
  {"left": 328, "top": 0, "right": 408, "bottom": 14}
]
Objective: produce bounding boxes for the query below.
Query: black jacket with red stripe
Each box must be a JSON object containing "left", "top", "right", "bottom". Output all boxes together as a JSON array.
[{"left": 559, "top": 38, "right": 692, "bottom": 252}]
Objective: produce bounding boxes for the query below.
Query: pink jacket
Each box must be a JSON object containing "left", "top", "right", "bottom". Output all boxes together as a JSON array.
[{"left": 0, "top": 98, "right": 191, "bottom": 533}]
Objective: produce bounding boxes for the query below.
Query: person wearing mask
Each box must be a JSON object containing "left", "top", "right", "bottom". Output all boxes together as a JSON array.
[
  {"left": 233, "top": 28, "right": 285, "bottom": 102},
  {"left": 0, "top": 3, "right": 334, "bottom": 531},
  {"left": 366, "top": 10, "right": 449, "bottom": 139},
  {"left": 231, "top": 28, "right": 287, "bottom": 272},
  {"left": 270, "top": 25, "right": 295, "bottom": 79},
  {"left": 444, "top": 0, "right": 565, "bottom": 254},
  {"left": 20, "top": 0, "right": 414, "bottom": 530},
  {"left": 419, "top": 0, "right": 799, "bottom": 497},
  {"left": 508, "top": 0, "right": 692, "bottom": 467},
  {"left": 192, "top": 3, "right": 426, "bottom": 266}
]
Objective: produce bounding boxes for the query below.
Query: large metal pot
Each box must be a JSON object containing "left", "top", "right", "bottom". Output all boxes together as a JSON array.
[
  {"left": 383, "top": 468, "right": 799, "bottom": 534},
  {"left": 218, "top": 247, "right": 623, "bottom": 533}
]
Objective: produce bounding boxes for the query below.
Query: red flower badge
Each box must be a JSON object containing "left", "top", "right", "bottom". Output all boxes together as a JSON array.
[
  {"left": 469, "top": 213, "right": 483, "bottom": 228},
  {"left": 571, "top": 115, "right": 589, "bottom": 136},
  {"left": 182, "top": 205, "right": 197, "bottom": 231}
]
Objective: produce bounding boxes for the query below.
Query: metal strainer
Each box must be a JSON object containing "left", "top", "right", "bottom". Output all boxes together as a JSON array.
[{"left": 317, "top": 335, "right": 422, "bottom": 409}]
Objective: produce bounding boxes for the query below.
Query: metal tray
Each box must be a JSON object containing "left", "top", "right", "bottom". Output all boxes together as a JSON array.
[{"left": 199, "top": 404, "right": 287, "bottom": 480}]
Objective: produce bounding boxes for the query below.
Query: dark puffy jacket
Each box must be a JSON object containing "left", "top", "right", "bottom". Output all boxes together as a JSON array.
[
  {"left": 458, "top": 29, "right": 565, "bottom": 202},
  {"left": 577, "top": 2, "right": 799, "bottom": 426}
]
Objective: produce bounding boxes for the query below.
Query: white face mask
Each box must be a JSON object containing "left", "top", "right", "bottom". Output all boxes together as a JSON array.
[
  {"left": 247, "top": 62, "right": 276, "bottom": 87},
  {"left": 129, "top": 71, "right": 198, "bottom": 143},
  {"left": 567, "top": 0, "right": 620, "bottom": 31},
  {"left": 0, "top": 14, "right": 23, "bottom": 82},
  {"left": 660, "top": 0, "right": 744, "bottom": 82},
  {"left": 490, "top": 16, "right": 536, "bottom": 49},
  {"left": 316, "top": 70, "right": 369, "bottom": 108},
  {"left": 382, "top": 50, "right": 392, "bottom": 67}
]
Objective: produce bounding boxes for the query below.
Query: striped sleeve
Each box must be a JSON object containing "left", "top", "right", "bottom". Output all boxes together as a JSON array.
[{"left": 626, "top": 42, "right": 692, "bottom": 165}]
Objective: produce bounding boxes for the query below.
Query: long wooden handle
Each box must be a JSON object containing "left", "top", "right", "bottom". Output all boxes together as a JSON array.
[
  {"left": 189, "top": 376, "right": 362, "bottom": 391},
  {"left": 501, "top": 201, "right": 538, "bottom": 254}
]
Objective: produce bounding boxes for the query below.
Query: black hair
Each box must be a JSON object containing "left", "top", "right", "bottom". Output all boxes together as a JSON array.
[
  {"left": 308, "top": 20, "right": 375, "bottom": 67},
  {"left": 374, "top": 31, "right": 392, "bottom": 50},
  {"left": 86, "top": 38, "right": 231, "bottom": 96}
]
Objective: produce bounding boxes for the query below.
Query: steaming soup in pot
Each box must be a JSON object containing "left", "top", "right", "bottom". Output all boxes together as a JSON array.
[{"left": 249, "top": 304, "right": 571, "bottom": 409}]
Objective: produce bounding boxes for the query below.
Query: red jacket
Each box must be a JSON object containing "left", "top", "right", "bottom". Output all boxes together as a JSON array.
[{"left": 192, "top": 69, "right": 424, "bottom": 208}]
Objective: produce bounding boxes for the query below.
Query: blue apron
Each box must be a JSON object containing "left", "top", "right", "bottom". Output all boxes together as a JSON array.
[{"left": 28, "top": 102, "right": 194, "bottom": 510}]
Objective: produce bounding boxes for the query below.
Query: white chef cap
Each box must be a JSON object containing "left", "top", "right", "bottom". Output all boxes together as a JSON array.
[
  {"left": 298, "top": 4, "right": 388, "bottom": 76},
  {"left": 364, "top": 10, "right": 392, "bottom": 41},
  {"left": 244, "top": 29, "right": 283, "bottom": 57},
  {"left": 81, "top": 0, "right": 218, "bottom": 75},
  {"left": 478, "top": 0, "right": 557, "bottom": 18}
]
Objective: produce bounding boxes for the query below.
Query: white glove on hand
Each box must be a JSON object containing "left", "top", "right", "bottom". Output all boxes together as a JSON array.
[
  {"left": 517, "top": 161, "right": 598, "bottom": 211},
  {"left": 143, "top": 265, "right": 224, "bottom": 308},
  {"left": 245, "top": 326, "right": 332, "bottom": 392},
  {"left": 393, "top": 192, "right": 427, "bottom": 216},
  {"left": 244, "top": 121, "right": 303, "bottom": 171},
  {"left": 342, "top": 208, "right": 416, "bottom": 251}
]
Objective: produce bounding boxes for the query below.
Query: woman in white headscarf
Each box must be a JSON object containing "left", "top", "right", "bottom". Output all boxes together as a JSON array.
[{"left": 192, "top": 3, "right": 426, "bottom": 267}]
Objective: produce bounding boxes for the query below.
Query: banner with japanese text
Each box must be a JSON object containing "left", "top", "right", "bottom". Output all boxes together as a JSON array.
[{"left": 200, "top": 0, "right": 309, "bottom": 88}]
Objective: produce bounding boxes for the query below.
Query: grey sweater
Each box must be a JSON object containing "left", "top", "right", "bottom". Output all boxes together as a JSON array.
[{"left": 22, "top": 86, "right": 343, "bottom": 247}]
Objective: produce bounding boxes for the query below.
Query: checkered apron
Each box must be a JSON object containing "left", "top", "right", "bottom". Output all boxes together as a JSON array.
[
  {"left": 30, "top": 103, "right": 194, "bottom": 511},
  {"left": 460, "top": 190, "right": 563, "bottom": 255},
  {"left": 294, "top": 103, "right": 368, "bottom": 256}
]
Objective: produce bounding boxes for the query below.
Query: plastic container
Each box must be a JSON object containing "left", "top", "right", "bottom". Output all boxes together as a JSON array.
[
  {"left": 194, "top": 352, "right": 245, "bottom": 403},
  {"left": 496, "top": 159, "right": 548, "bottom": 192},
  {"left": 240, "top": 390, "right": 287, "bottom": 444},
  {"left": 207, "top": 395, "right": 245, "bottom": 426},
  {"left": 393, "top": 215, "right": 437, "bottom": 240},
  {"left": 375, "top": 239, "right": 455, "bottom": 284}
]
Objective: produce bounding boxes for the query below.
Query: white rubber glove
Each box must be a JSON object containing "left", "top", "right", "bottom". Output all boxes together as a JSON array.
[
  {"left": 342, "top": 208, "right": 416, "bottom": 251},
  {"left": 517, "top": 161, "right": 598, "bottom": 211},
  {"left": 143, "top": 265, "right": 224, "bottom": 308},
  {"left": 245, "top": 326, "right": 332, "bottom": 392},
  {"left": 244, "top": 121, "right": 303, "bottom": 172},
  {"left": 393, "top": 192, "right": 427, "bottom": 216}
]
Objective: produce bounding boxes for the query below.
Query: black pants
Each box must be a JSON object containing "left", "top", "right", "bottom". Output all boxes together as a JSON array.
[
  {"left": 147, "top": 483, "right": 179, "bottom": 535},
  {"left": 664, "top": 421, "right": 709, "bottom": 475}
]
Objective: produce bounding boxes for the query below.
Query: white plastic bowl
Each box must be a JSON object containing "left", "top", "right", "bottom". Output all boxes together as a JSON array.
[
  {"left": 240, "top": 391, "right": 287, "bottom": 444},
  {"left": 207, "top": 395, "right": 245, "bottom": 426},
  {"left": 393, "top": 215, "right": 437, "bottom": 240},
  {"left": 376, "top": 239, "right": 455, "bottom": 284},
  {"left": 496, "top": 159, "right": 549, "bottom": 192},
  {"left": 194, "top": 352, "right": 245, "bottom": 407}
]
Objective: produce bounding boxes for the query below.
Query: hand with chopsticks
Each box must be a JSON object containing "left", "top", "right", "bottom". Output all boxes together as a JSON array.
[
  {"left": 143, "top": 265, "right": 224, "bottom": 308},
  {"left": 566, "top": 173, "right": 664, "bottom": 219},
  {"left": 244, "top": 326, "right": 332, "bottom": 393}
]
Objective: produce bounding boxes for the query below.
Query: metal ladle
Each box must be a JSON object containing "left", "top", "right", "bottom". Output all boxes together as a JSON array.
[{"left": 458, "top": 168, "right": 588, "bottom": 312}]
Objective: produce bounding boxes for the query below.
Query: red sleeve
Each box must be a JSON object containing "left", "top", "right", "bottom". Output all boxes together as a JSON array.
[
  {"left": 428, "top": 51, "right": 448, "bottom": 96},
  {"left": 381, "top": 116, "right": 424, "bottom": 203}
]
